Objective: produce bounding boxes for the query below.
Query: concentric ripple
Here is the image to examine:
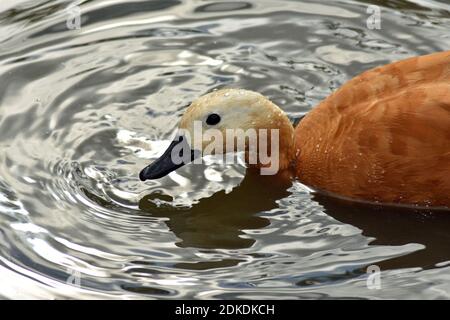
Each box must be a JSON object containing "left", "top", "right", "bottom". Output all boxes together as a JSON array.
[{"left": 0, "top": 0, "right": 449, "bottom": 299}]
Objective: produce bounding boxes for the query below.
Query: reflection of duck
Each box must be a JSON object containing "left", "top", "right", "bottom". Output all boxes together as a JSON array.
[
  {"left": 137, "top": 174, "right": 450, "bottom": 269},
  {"left": 314, "top": 194, "right": 450, "bottom": 269},
  {"left": 140, "top": 51, "right": 450, "bottom": 209},
  {"left": 139, "top": 169, "right": 291, "bottom": 250}
]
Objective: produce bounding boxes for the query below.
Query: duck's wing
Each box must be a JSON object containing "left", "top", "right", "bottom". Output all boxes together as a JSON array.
[{"left": 295, "top": 50, "right": 450, "bottom": 208}]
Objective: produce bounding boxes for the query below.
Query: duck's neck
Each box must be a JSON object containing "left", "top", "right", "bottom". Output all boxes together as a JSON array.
[
  {"left": 246, "top": 109, "right": 296, "bottom": 176},
  {"left": 276, "top": 117, "right": 297, "bottom": 173}
]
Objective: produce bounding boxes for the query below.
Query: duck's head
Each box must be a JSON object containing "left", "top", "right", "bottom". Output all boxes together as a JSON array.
[{"left": 139, "top": 89, "right": 295, "bottom": 181}]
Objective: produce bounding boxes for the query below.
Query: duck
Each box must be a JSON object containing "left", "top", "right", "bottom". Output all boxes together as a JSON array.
[{"left": 140, "top": 50, "right": 450, "bottom": 209}]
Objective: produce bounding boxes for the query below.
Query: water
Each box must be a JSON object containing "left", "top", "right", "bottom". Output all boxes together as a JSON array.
[{"left": 0, "top": 0, "right": 449, "bottom": 299}]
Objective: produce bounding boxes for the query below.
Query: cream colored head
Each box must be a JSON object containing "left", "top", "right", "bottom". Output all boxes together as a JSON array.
[
  {"left": 184, "top": 89, "right": 293, "bottom": 144},
  {"left": 139, "top": 88, "right": 295, "bottom": 180},
  {"left": 180, "top": 89, "right": 283, "bottom": 132}
]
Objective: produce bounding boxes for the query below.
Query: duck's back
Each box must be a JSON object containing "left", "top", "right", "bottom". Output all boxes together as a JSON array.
[{"left": 295, "top": 50, "right": 450, "bottom": 208}]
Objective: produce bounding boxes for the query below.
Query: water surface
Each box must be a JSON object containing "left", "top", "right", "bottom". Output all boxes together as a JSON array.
[{"left": 0, "top": 0, "right": 449, "bottom": 299}]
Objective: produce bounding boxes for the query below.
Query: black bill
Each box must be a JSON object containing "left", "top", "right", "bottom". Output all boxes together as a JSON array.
[{"left": 139, "top": 135, "right": 200, "bottom": 181}]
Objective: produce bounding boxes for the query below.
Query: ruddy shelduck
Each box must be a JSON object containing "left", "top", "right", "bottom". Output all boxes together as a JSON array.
[{"left": 140, "top": 51, "right": 450, "bottom": 209}]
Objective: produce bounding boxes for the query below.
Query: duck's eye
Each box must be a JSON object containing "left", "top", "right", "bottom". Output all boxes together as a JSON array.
[{"left": 206, "top": 113, "right": 221, "bottom": 125}]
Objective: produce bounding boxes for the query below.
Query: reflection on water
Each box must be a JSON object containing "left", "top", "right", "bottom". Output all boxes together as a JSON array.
[
  {"left": 0, "top": 0, "right": 449, "bottom": 299},
  {"left": 316, "top": 195, "right": 450, "bottom": 270},
  {"left": 140, "top": 169, "right": 291, "bottom": 250}
]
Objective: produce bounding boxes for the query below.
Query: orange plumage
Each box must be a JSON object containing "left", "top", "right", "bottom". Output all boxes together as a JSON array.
[{"left": 295, "top": 51, "right": 450, "bottom": 208}]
